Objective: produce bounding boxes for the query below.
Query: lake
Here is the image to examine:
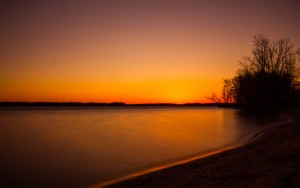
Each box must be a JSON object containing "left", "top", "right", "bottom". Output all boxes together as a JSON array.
[{"left": 0, "top": 106, "right": 283, "bottom": 187}]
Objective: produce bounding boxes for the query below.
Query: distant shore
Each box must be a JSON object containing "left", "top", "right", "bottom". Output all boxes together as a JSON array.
[
  {"left": 0, "top": 101, "right": 217, "bottom": 107},
  {"left": 103, "top": 107, "right": 300, "bottom": 188}
]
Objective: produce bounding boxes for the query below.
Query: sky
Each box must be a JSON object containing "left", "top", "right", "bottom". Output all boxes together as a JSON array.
[{"left": 1, "top": 0, "right": 299, "bottom": 103}]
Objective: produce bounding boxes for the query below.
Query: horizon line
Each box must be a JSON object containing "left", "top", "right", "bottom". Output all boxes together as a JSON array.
[{"left": 0, "top": 101, "right": 218, "bottom": 106}]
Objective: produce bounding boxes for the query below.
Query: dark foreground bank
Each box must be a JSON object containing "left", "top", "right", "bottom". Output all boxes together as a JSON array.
[{"left": 103, "top": 108, "right": 300, "bottom": 188}]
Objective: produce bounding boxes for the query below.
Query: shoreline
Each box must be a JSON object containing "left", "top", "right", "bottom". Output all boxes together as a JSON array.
[
  {"left": 91, "top": 145, "right": 241, "bottom": 188},
  {"left": 99, "top": 109, "right": 300, "bottom": 188},
  {"left": 91, "top": 128, "right": 266, "bottom": 188}
]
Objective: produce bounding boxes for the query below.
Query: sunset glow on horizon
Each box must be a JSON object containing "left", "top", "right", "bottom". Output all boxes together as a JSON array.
[{"left": 1, "top": 0, "right": 299, "bottom": 103}]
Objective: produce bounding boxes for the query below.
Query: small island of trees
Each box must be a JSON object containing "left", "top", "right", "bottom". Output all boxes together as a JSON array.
[{"left": 208, "top": 34, "right": 300, "bottom": 110}]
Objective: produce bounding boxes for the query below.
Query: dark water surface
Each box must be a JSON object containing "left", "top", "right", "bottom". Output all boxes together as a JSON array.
[{"left": 0, "top": 106, "right": 284, "bottom": 187}]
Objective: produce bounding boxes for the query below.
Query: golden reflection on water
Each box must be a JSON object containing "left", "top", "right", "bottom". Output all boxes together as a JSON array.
[{"left": 0, "top": 107, "right": 264, "bottom": 187}]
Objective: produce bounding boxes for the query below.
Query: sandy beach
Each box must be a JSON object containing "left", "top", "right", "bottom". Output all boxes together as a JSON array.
[{"left": 104, "top": 108, "right": 300, "bottom": 188}]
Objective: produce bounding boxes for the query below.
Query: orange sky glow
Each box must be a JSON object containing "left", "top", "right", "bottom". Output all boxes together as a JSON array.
[{"left": 1, "top": 0, "right": 299, "bottom": 103}]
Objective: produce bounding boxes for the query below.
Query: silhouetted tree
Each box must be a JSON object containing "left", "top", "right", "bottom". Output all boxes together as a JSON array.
[
  {"left": 222, "top": 79, "right": 237, "bottom": 103},
  {"left": 206, "top": 92, "right": 222, "bottom": 104},
  {"left": 206, "top": 79, "right": 237, "bottom": 104},
  {"left": 236, "top": 34, "right": 299, "bottom": 108},
  {"left": 208, "top": 34, "right": 299, "bottom": 109}
]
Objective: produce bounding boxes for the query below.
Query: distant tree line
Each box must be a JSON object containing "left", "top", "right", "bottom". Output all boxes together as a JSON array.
[{"left": 208, "top": 34, "right": 300, "bottom": 109}]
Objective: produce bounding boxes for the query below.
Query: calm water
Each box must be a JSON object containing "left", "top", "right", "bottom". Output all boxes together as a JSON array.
[{"left": 0, "top": 106, "right": 283, "bottom": 187}]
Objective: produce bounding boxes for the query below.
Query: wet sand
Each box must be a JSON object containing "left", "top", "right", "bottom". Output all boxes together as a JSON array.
[{"left": 104, "top": 109, "right": 300, "bottom": 188}]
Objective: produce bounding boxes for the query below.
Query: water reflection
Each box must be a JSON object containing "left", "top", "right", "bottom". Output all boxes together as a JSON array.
[{"left": 0, "top": 107, "right": 284, "bottom": 187}]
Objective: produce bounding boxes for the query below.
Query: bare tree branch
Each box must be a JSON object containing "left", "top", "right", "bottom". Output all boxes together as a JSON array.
[{"left": 206, "top": 93, "right": 222, "bottom": 104}]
